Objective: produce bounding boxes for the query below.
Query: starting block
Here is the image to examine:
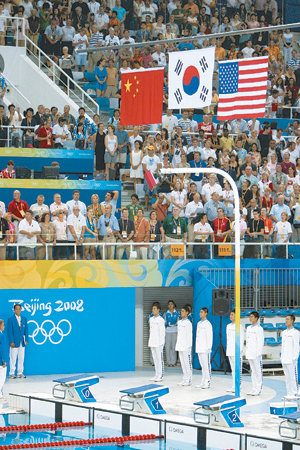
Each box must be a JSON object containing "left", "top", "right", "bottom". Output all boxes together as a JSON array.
[
  {"left": 52, "top": 374, "right": 99, "bottom": 403},
  {"left": 194, "top": 395, "right": 246, "bottom": 428},
  {"left": 119, "top": 384, "right": 169, "bottom": 415},
  {"left": 279, "top": 411, "right": 300, "bottom": 439}
]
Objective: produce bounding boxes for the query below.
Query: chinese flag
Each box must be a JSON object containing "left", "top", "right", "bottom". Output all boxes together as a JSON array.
[
  {"left": 119, "top": 68, "right": 164, "bottom": 126},
  {"left": 144, "top": 170, "right": 157, "bottom": 191}
]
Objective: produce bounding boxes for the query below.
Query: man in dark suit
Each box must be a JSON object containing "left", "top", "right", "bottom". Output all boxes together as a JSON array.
[{"left": 7, "top": 304, "right": 28, "bottom": 379}]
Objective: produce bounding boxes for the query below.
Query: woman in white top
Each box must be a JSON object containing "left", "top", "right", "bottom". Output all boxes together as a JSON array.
[
  {"left": 286, "top": 167, "right": 296, "bottom": 197},
  {"left": 171, "top": 180, "right": 188, "bottom": 217},
  {"left": 282, "top": 29, "right": 294, "bottom": 65},
  {"left": 221, "top": 181, "right": 234, "bottom": 219},
  {"left": 104, "top": 124, "right": 118, "bottom": 181},
  {"left": 53, "top": 210, "right": 68, "bottom": 260},
  {"left": 274, "top": 211, "right": 292, "bottom": 259},
  {"left": 130, "top": 140, "right": 143, "bottom": 193}
]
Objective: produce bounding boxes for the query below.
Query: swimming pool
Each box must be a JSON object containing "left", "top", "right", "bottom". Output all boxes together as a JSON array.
[{"left": 0, "top": 413, "right": 200, "bottom": 450}]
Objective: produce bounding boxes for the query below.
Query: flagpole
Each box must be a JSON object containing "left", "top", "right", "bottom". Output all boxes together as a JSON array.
[{"left": 160, "top": 167, "right": 241, "bottom": 397}]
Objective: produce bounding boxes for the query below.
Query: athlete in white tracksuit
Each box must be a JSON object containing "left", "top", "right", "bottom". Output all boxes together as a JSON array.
[
  {"left": 281, "top": 314, "right": 299, "bottom": 398},
  {"left": 226, "top": 310, "right": 245, "bottom": 392},
  {"left": 195, "top": 307, "right": 213, "bottom": 389},
  {"left": 176, "top": 306, "right": 193, "bottom": 386},
  {"left": 246, "top": 311, "right": 264, "bottom": 396},
  {"left": 148, "top": 304, "right": 165, "bottom": 382}
]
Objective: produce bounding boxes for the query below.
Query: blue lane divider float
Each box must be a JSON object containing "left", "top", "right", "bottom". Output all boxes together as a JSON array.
[
  {"left": 119, "top": 384, "right": 169, "bottom": 415},
  {"left": 52, "top": 374, "right": 100, "bottom": 403},
  {"left": 193, "top": 394, "right": 246, "bottom": 428}
]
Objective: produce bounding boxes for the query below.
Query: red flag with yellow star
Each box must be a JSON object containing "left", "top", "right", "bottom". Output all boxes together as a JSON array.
[{"left": 119, "top": 67, "right": 164, "bottom": 126}]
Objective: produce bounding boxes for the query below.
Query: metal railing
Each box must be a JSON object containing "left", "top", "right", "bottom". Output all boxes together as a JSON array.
[
  {"left": 201, "top": 267, "right": 300, "bottom": 310},
  {"left": 24, "top": 33, "right": 99, "bottom": 116},
  {"left": 0, "top": 240, "right": 298, "bottom": 261},
  {"left": 4, "top": 75, "right": 32, "bottom": 112}
]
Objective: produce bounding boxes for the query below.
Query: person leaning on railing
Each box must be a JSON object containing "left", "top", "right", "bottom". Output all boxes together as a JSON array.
[
  {"left": 162, "top": 206, "right": 187, "bottom": 260},
  {"left": 116, "top": 207, "right": 135, "bottom": 260},
  {"left": 0, "top": 209, "right": 9, "bottom": 261},
  {"left": 36, "top": 212, "right": 56, "bottom": 260}
]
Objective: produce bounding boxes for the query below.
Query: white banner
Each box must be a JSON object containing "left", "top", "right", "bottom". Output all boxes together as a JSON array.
[{"left": 168, "top": 47, "right": 215, "bottom": 109}]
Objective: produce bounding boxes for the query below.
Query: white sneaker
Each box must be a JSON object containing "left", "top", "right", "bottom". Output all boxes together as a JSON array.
[
  {"left": 177, "top": 381, "right": 185, "bottom": 386},
  {"left": 195, "top": 384, "right": 204, "bottom": 389},
  {"left": 251, "top": 391, "right": 261, "bottom": 396},
  {"left": 182, "top": 382, "right": 192, "bottom": 386},
  {"left": 247, "top": 391, "right": 255, "bottom": 396},
  {"left": 201, "top": 385, "right": 210, "bottom": 389},
  {"left": 149, "top": 378, "right": 157, "bottom": 381},
  {"left": 154, "top": 378, "right": 163, "bottom": 382}
]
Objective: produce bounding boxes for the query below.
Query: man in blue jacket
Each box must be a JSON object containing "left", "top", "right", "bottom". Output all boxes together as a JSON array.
[
  {"left": 7, "top": 304, "right": 28, "bottom": 379},
  {"left": 0, "top": 319, "right": 8, "bottom": 398}
]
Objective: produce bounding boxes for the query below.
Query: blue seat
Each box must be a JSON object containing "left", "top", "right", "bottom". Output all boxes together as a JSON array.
[
  {"left": 96, "top": 97, "right": 110, "bottom": 110},
  {"left": 260, "top": 309, "right": 274, "bottom": 316},
  {"left": 289, "top": 309, "right": 300, "bottom": 316},
  {"left": 276, "top": 323, "right": 287, "bottom": 330},
  {"left": 84, "top": 71, "right": 96, "bottom": 82},
  {"left": 83, "top": 83, "right": 97, "bottom": 98},
  {"left": 241, "top": 310, "right": 251, "bottom": 317},
  {"left": 274, "top": 309, "right": 288, "bottom": 316},
  {"left": 265, "top": 337, "right": 281, "bottom": 346},
  {"left": 262, "top": 323, "right": 276, "bottom": 330},
  {"left": 294, "top": 323, "right": 300, "bottom": 330}
]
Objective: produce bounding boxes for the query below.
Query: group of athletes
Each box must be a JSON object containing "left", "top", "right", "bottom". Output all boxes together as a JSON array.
[{"left": 148, "top": 301, "right": 299, "bottom": 398}]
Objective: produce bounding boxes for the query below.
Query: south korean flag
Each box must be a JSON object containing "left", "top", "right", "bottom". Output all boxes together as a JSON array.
[{"left": 168, "top": 47, "right": 215, "bottom": 109}]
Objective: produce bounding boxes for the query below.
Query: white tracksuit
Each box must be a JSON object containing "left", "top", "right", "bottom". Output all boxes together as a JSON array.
[
  {"left": 281, "top": 327, "right": 299, "bottom": 396},
  {"left": 175, "top": 318, "right": 193, "bottom": 384},
  {"left": 246, "top": 323, "right": 264, "bottom": 394},
  {"left": 148, "top": 315, "right": 165, "bottom": 380},
  {"left": 226, "top": 322, "right": 245, "bottom": 390},
  {"left": 195, "top": 319, "right": 213, "bottom": 387}
]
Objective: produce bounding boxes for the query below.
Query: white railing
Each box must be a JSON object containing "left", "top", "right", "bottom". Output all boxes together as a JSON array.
[
  {"left": 2, "top": 16, "right": 99, "bottom": 116},
  {"left": 4, "top": 74, "right": 31, "bottom": 112},
  {"left": 0, "top": 240, "right": 297, "bottom": 260},
  {"left": 24, "top": 34, "right": 100, "bottom": 116}
]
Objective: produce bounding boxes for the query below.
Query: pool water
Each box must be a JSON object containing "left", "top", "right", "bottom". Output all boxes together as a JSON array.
[{"left": 0, "top": 413, "right": 224, "bottom": 450}]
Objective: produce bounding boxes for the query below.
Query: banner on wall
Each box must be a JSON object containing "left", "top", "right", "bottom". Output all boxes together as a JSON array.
[{"left": 1, "top": 288, "right": 135, "bottom": 375}]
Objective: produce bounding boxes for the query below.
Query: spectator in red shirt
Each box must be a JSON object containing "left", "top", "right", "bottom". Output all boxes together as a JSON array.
[
  {"left": 37, "top": 117, "right": 54, "bottom": 148},
  {"left": 198, "top": 114, "right": 214, "bottom": 136},
  {"left": 213, "top": 207, "right": 231, "bottom": 258},
  {"left": 0, "top": 160, "right": 15, "bottom": 179},
  {"left": 8, "top": 190, "right": 29, "bottom": 226},
  {"left": 281, "top": 152, "right": 296, "bottom": 175}
]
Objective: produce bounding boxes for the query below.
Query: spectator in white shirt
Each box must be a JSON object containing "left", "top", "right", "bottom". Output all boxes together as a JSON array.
[
  {"left": 61, "top": 18, "right": 76, "bottom": 53},
  {"left": 50, "top": 193, "right": 68, "bottom": 221},
  {"left": 194, "top": 212, "right": 213, "bottom": 258},
  {"left": 30, "top": 195, "right": 49, "bottom": 222},
  {"left": 162, "top": 109, "right": 178, "bottom": 132},
  {"left": 88, "top": 0, "right": 100, "bottom": 15},
  {"left": 52, "top": 117, "right": 71, "bottom": 148},
  {"left": 186, "top": 192, "right": 204, "bottom": 256},
  {"left": 142, "top": 146, "right": 162, "bottom": 210},
  {"left": 66, "top": 190, "right": 87, "bottom": 216},
  {"left": 18, "top": 210, "right": 41, "bottom": 260},
  {"left": 95, "top": 6, "right": 110, "bottom": 31},
  {"left": 242, "top": 40, "right": 254, "bottom": 58},
  {"left": 72, "top": 28, "right": 89, "bottom": 72},
  {"left": 105, "top": 27, "right": 120, "bottom": 46},
  {"left": 201, "top": 174, "right": 222, "bottom": 203},
  {"left": 67, "top": 205, "right": 86, "bottom": 259},
  {"left": 152, "top": 44, "right": 166, "bottom": 67},
  {"left": 100, "top": 190, "right": 119, "bottom": 215}
]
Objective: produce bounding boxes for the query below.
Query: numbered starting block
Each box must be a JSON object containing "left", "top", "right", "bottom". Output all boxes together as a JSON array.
[
  {"left": 279, "top": 411, "right": 300, "bottom": 439},
  {"left": 194, "top": 395, "right": 246, "bottom": 428},
  {"left": 119, "top": 384, "right": 169, "bottom": 415},
  {"left": 52, "top": 374, "right": 99, "bottom": 403}
]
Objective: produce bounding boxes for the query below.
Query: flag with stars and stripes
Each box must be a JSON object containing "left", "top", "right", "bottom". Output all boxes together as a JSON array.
[
  {"left": 217, "top": 56, "right": 268, "bottom": 120},
  {"left": 168, "top": 47, "right": 215, "bottom": 109}
]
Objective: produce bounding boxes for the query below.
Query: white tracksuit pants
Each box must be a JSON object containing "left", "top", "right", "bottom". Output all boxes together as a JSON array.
[
  {"left": 248, "top": 356, "right": 263, "bottom": 394},
  {"left": 198, "top": 352, "right": 211, "bottom": 387},
  {"left": 228, "top": 356, "right": 242, "bottom": 390},
  {"left": 9, "top": 346, "right": 25, "bottom": 376},
  {"left": 179, "top": 350, "right": 192, "bottom": 384},
  {"left": 165, "top": 332, "right": 177, "bottom": 365},
  {"left": 0, "top": 366, "right": 7, "bottom": 397},
  {"left": 283, "top": 361, "right": 298, "bottom": 396},
  {"left": 151, "top": 345, "right": 164, "bottom": 380}
]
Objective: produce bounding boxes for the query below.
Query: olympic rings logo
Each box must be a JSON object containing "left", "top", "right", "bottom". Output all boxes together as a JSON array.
[{"left": 28, "top": 320, "right": 72, "bottom": 345}]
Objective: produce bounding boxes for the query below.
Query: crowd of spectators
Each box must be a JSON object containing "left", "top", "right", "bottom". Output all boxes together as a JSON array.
[
  {"left": 0, "top": 108, "right": 300, "bottom": 261},
  {"left": 0, "top": 0, "right": 299, "bottom": 117}
]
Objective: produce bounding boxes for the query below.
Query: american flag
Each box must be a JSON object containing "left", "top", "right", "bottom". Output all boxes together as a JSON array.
[{"left": 217, "top": 56, "right": 268, "bottom": 120}]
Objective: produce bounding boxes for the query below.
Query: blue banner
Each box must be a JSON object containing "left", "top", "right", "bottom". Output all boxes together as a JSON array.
[{"left": 0, "top": 288, "right": 135, "bottom": 375}]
